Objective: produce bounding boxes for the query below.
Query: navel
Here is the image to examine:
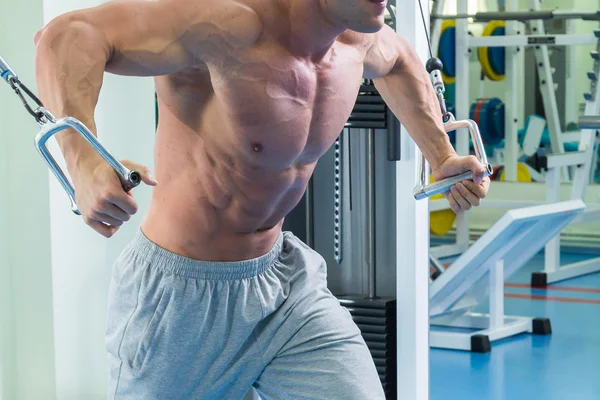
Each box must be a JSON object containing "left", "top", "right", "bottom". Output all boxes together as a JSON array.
[{"left": 252, "top": 142, "right": 263, "bottom": 153}]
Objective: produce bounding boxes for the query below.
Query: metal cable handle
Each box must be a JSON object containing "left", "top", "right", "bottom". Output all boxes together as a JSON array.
[
  {"left": 1, "top": 55, "right": 141, "bottom": 215},
  {"left": 413, "top": 57, "right": 493, "bottom": 200},
  {"left": 413, "top": 115, "right": 493, "bottom": 199},
  {"left": 35, "top": 108, "right": 141, "bottom": 215}
]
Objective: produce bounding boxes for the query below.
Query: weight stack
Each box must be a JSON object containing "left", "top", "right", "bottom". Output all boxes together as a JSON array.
[
  {"left": 337, "top": 296, "right": 397, "bottom": 399},
  {"left": 337, "top": 80, "right": 397, "bottom": 399}
]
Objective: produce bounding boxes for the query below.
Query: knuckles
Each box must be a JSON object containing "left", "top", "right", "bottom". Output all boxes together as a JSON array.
[
  {"left": 88, "top": 209, "right": 102, "bottom": 221},
  {"left": 91, "top": 198, "right": 106, "bottom": 212},
  {"left": 101, "top": 189, "right": 118, "bottom": 202}
]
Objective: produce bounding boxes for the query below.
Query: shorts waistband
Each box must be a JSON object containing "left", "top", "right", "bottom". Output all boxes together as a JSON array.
[{"left": 129, "top": 229, "right": 284, "bottom": 280}]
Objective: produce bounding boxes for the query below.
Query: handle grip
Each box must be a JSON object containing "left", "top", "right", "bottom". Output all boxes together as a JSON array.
[
  {"left": 34, "top": 108, "right": 141, "bottom": 215},
  {"left": 413, "top": 116, "right": 493, "bottom": 200}
]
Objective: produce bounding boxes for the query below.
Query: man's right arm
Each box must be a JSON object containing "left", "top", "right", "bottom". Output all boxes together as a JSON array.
[
  {"left": 35, "top": 0, "right": 261, "bottom": 168},
  {"left": 34, "top": 0, "right": 262, "bottom": 236}
]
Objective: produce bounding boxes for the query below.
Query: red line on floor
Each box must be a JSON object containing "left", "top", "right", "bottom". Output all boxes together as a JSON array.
[
  {"left": 438, "top": 264, "right": 600, "bottom": 294},
  {"left": 505, "top": 282, "right": 600, "bottom": 294},
  {"left": 505, "top": 293, "right": 600, "bottom": 305}
]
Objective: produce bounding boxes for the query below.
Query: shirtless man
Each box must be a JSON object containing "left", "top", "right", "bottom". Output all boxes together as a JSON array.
[{"left": 34, "top": 0, "right": 489, "bottom": 398}]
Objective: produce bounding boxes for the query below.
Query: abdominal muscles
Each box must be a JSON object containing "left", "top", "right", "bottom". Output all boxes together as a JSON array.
[
  {"left": 144, "top": 48, "right": 360, "bottom": 259},
  {"left": 150, "top": 93, "right": 324, "bottom": 239}
]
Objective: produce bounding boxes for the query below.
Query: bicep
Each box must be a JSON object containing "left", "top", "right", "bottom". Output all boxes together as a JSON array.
[
  {"left": 362, "top": 25, "right": 407, "bottom": 79},
  {"left": 45, "top": 0, "right": 262, "bottom": 77},
  {"left": 79, "top": 0, "right": 196, "bottom": 76}
]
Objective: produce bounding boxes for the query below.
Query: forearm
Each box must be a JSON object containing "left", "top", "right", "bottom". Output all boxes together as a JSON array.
[
  {"left": 373, "top": 44, "right": 456, "bottom": 170},
  {"left": 34, "top": 15, "right": 111, "bottom": 170}
]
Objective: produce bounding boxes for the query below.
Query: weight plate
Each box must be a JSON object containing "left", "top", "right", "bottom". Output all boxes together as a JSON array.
[
  {"left": 492, "top": 102, "right": 505, "bottom": 142},
  {"left": 472, "top": 98, "right": 488, "bottom": 132},
  {"left": 480, "top": 98, "right": 503, "bottom": 146},
  {"left": 438, "top": 21, "right": 457, "bottom": 84},
  {"left": 499, "top": 162, "right": 532, "bottom": 182},
  {"left": 489, "top": 26, "right": 505, "bottom": 76},
  {"left": 478, "top": 21, "right": 506, "bottom": 81},
  {"left": 478, "top": 99, "right": 493, "bottom": 145}
]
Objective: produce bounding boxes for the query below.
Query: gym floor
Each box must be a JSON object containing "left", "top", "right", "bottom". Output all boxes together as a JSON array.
[{"left": 430, "top": 250, "right": 600, "bottom": 400}]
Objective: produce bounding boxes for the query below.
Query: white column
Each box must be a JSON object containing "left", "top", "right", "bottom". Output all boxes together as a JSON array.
[
  {"left": 454, "top": 0, "right": 470, "bottom": 248},
  {"left": 528, "top": 0, "right": 565, "bottom": 180},
  {"left": 503, "top": 0, "right": 520, "bottom": 182},
  {"left": 489, "top": 259, "right": 505, "bottom": 330},
  {"left": 394, "top": 3, "right": 429, "bottom": 400},
  {"left": 454, "top": 0, "right": 469, "bottom": 157},
  {"left": 544, "top": 168, "right": 561, "bottom": 274},
  {"left": 0, "top": 0, "right": 57, "bottom": 399},
  {"left": 564, "top": 20, "right": 577, "bottom": 126},
  {"left": 43, "top": 1, "right": 156, "bottom": 399}
]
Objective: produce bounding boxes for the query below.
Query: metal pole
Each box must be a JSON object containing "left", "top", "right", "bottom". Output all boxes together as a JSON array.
[
  {"left": 529, "top": 0, "right": 568, "bottom": 181},
  {"left": 455, "top": 0, "right": 470, "bottom": 249},
  {"left": 578, "top": 115, "right": 600, "bottom": 130},
  {"left": 366, "top": 128, "right": 377, "bottom": 299},
  {"left": 431, "top": 10, "right": 600, "bottom": 22},
  {"left": 503, "top": 0, "right": 521, "bottom": 181}
]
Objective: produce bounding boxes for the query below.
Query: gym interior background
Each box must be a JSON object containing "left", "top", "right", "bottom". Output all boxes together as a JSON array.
[{"left": 1, "top": 0, "right": 600, "bottom": 399}]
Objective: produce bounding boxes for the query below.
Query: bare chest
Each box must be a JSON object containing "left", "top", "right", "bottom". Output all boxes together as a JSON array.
[{"left": 209, "top": 43, "right": 364, "bottom": 166}]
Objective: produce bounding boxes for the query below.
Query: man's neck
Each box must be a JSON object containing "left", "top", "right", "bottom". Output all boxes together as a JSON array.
[{"left": 286, "top": 0, "right": 346, "bottom": 58}]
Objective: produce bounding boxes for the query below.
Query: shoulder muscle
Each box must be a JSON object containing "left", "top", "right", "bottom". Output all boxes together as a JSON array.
[
  {"left": 40, "top": 0, "right": 263, "bottom": 76},
  {"left": 186, "top": 0, "right": 263, "bottom": 61},
  {"left": 361, "top": 25, "right": 406, "bottom": 79}
]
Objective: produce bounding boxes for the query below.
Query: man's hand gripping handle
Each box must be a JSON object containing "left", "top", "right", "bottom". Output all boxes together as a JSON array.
[
  {"left": 34, "top": 108, "right": 141, "bottom": 215},
  {"left": 413, "top": 57, "right": 493, "bottom": 200}
]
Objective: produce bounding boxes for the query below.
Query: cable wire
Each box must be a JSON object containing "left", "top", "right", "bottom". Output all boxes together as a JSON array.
[{"left": 416, "top": 0, "right": 434, "bottom": 59}]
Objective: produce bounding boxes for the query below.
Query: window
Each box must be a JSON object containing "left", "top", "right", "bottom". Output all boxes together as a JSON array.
[{"left": 440, "top": 0, "right": 488, "bottom": 15}]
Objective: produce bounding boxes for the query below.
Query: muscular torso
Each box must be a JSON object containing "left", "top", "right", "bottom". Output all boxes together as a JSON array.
[{"left": 142, "top": 3, "right": 369, "bottom": 261}]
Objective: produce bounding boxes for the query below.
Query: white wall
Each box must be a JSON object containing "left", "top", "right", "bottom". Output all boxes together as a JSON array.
[
  {"left": 47, "top": 74, "right": 155, "bottom": 399},
  {"left": 42, "top": 1, "right": 156, "bottom": 399},
  {"left": 1, "top": 0, "right": 156, "bottom": 398},
  {"left": 0, "top": 0, "right": 57, "bottom": 398},
  {"left": 0, "top": 63, "right": 15, "bottom": 400}
]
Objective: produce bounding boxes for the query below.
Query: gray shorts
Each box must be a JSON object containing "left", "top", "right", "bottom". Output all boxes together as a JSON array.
[{"left": 105, "top": 229, "right": 385, "bottom": 399}]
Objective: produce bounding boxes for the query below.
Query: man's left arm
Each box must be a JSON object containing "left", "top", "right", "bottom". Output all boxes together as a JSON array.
[{"left": 362, "top": 26, "right": 489, "bottom": 212}]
